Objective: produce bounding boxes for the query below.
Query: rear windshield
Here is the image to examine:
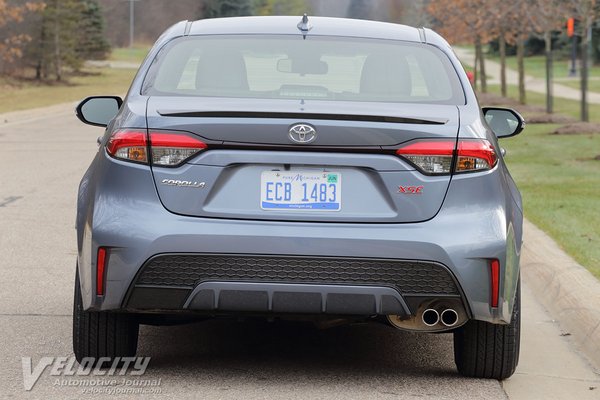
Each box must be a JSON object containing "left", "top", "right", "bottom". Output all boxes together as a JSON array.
[{"left": 142, "top": 35, "right": 465, "bottom": 105}]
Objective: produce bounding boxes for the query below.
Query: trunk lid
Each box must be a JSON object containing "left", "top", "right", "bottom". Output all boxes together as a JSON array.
[{"left": 147, "top": 97, "right": 459, "bottom": 223}]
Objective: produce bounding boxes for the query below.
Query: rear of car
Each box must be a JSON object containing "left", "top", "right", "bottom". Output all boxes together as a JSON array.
[{"left": 73, "top": 16, "right": 523, "bottom": 380}]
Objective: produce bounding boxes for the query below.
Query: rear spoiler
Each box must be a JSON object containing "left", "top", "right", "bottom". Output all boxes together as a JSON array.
[{"left": 156, "top": 110, "right": 448, "bottom": 125}]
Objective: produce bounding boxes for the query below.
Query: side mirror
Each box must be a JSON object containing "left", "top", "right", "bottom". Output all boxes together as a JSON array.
[
  {"left": 76, "top": 96, "right": 123, "bottom": 127},
  {"left": 482, "top": 107, "right": 525, "bottom": 138}
]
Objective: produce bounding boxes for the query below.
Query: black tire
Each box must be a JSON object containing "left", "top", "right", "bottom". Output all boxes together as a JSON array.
[
  {"left": 73, "top": 268, "right": 139, "bottom": 365},
  {"left": 453, "top": 280, "right": 521, "bottom": 380}
]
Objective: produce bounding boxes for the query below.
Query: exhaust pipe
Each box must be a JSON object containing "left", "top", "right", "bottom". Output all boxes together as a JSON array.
[
  {"left": 440, "top": 309, "right": 459, "bottom": 327},
  {"left": 421, "top": 309, "right": 440, "bottom": 327}
]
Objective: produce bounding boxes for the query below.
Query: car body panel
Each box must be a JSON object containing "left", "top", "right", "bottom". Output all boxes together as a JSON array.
[
  {"left": 151, "top": 155, "right": 453, "bottom": 223},
  {"left": 76, "top": 16, "right": 522, "bottom": 328}
]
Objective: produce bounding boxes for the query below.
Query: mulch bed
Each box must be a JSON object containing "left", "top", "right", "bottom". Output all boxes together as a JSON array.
[{"left": 551, "top": 122, "right": 600, "bottom": 135}]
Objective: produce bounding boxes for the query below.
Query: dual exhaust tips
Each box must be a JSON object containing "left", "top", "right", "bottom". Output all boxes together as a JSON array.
[{"left": 422, "top": 308, "right": 459, "bottom": 327}]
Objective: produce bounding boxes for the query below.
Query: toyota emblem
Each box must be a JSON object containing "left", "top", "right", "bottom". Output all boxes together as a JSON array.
[{"left": 288, "top": 123, "right": 317, "bottom": 144}]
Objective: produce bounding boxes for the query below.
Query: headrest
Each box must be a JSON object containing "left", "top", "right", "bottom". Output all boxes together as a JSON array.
[
  {"left": 196, "top": 51, "right": 249, "bottom": 92},
  {"left": 360, "top": 53, "right": 412, "bottom": 98}
]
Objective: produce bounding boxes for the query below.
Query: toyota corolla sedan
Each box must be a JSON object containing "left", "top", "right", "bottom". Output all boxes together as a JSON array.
[{"left": 74, "top": 15, "right": 525, "bottom": 379}]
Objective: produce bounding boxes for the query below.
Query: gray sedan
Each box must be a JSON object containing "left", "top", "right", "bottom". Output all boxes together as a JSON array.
[{"left": 74, "top": 15, "right": 525, "bottom": 380}]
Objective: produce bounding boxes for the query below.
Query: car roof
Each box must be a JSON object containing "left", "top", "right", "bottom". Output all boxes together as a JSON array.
[{"left": 179, "top": 16, "right": 441, "bottom": 45}]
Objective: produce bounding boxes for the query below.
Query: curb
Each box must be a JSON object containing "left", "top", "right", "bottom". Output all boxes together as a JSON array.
[{"left": 521, "top": 218, "right": 600, "bottom": 370}]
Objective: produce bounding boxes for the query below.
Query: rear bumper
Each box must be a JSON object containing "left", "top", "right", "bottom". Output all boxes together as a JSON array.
[
  {"left": 123, "top": 254, "right": 466, "bottom": 321},
  {"left": 76, "top": 155, "right": 522, "bottom": 324},
  {"left": 127, "top": 281, "right": 413, "bottom": 316}
]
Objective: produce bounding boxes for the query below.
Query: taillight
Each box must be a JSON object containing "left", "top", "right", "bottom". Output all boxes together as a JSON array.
[
  {"left": 106, "top": 130, "right": 148, "bottom": 163},
  {"left": 395, "top": 139, "right": 497, "bottom": 175},
  {"left": 106, "top": 130, "right": 207, "bottom": 166},
  {"left": 456, "top": 140, "right": 497, "bottom": 172},
  {"left": 396, "top": 140, "right": 454, "bottom": 174},
  {"left": 149, "top": 132, "right": 207, "bottom": 166}
]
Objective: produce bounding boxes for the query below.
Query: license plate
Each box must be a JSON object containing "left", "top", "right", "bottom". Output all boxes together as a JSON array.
[{"left": 260, "top": 171, "right": 341, "bottom": 211}]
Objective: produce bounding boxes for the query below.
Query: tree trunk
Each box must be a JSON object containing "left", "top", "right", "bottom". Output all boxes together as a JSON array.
[
  {"left": 54, "top": 0, "right": 62, "bottom": 82},
  {"left": 581, "top": 18, "right": 590, "bottom": 122},
  {"left": 475, "top": 37, "right": 487, "bottom": 93},
  {"left": 473, "top": 43, "right": 479, "bottom": 92},
  {"left": 36, "top": 18, "right": 46, "bottom": 81},
  {"left": 517, "top": 34, "right": 526, "bottom": 104},
  {"left": 544, "top": 30, "right": 553, "bottom": 114},
  {"left": 499, "top": 32, "right": 507, "bottom": 98}
]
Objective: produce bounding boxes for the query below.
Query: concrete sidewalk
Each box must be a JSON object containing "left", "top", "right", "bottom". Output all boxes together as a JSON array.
[
  {"left": 520, "top": 219, "right": 600, "bottom": 370},
  {"left": 454, "top": 47, "right": 600, "bottom": 104}
]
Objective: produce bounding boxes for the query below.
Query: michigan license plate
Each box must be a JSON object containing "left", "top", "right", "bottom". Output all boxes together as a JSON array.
[{"left": 260, "top": 171, "right": 341, "bottom": 211}]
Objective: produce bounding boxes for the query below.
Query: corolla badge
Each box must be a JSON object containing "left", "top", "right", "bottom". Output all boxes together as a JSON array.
[
  {"left": 288, "top": 123, "right": 317, "bottom": 144},
  {"left": 161, "top": 179, "right": 206, "bottom": 188}
]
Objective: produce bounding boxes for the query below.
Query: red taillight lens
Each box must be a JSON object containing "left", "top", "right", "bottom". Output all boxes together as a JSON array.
[
  {"left": 396, "top": 140, "right": 455, "bottom": 174},
  {"left": 97, "top": 247, "right": 107, "bottom": 296},
  {"left": 490, "top": 259, "right": 500, "bottom": 308},
  {"left": 149, "top": 132, "right": 207, "bottom": 166},
  {"left": 456, "top": 140, "right": 497, "bottom": 172},
  {"left": 105, "top": 130, "right": 208, "bottom": 166},
  {"left": 395, "top": 139, "right": 497, "bottom": 174},
  {"left": 106, "top": 130, "right": 148, "bottom": 163}
]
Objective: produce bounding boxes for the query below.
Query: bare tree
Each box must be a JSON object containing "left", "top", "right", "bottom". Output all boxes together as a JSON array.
[
  {"left": 529, "top": 0, "right": 570, "bottom": 113},
  {"left": 506, "top": 0, "right": 535, "bottom": 104},
  {"left": 428, "top": 0, "right": 495, "bottom": 93},
  {"left": 485, "top": 1, "right": 516, "bottom": 98},
  {"left": 569, "top": 0, "right": 598, "bottom": 121},
  {"left": 497, "top": 0, "right": 539, "bottom": 105},
  {"left": 0, "top": 0, "right": 43, "bottom": 74}
]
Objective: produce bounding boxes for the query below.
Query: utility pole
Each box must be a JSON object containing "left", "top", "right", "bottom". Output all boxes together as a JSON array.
[
  {"left": 545, "top": 30, "right": 553, "bottom": 114},
  {"left": 568, "top": 18, "right": 577, "bottom": 77},
  {"left": 129, "top": 0, "right": 140, "bottom": 49}
]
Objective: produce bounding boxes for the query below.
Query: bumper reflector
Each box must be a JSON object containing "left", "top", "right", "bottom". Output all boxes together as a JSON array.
[
  {"left": 97, "top": 247, "right": 107, "bottom": 296},
  {"left": 490, "top": 259, "right": 500, "bottom": 308}
]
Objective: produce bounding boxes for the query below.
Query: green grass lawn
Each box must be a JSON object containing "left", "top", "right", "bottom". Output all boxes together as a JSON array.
[
  {"left": 555, "top": 78, "right": 600, "bottom": 94},
  {"left": 0, "top": 67, "right": 137, "bottom": 114},
  {"left": 486, "top": 83, "right": 600, "bottom": 123},
  {"left": 0, "top": 46, "right": 147, "bottom": 114},
  {"left": 486, "top": 52, "right": 600, "bottom": 93},
  {"left": 479, "top": 48, "right": 600, "bottom": 93},
  {"left": 109, "top": 46, "right": 151, "bottom": 63},
  {"left": 484, "top": 84, "right": 600, "bottom": 277},
  {"left": 490, "top": 54, "right": 600, "bottom": 80},
  {"left": 502, "top": 124, "right": 600, "bottom": 278}
]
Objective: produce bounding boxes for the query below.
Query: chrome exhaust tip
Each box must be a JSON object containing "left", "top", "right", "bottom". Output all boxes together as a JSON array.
[
  {"left": 421, "top": 308, "right": 440, "bottom": 327},
  {"left": 440, "top": 309, "right": 459, "bottom": 327}
]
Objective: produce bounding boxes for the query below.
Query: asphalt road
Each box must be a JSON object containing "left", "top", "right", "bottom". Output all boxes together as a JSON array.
[{"left": 0, "top": 105, "right": 599, "bottom": 399}]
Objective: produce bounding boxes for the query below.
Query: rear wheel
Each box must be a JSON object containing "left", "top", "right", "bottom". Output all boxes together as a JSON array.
[
  {"left": 453, "top": 281, "right": 521, "bottom": 380},
  {"left": 72, "top": 268, "right": 139, "bottom": 365}
]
